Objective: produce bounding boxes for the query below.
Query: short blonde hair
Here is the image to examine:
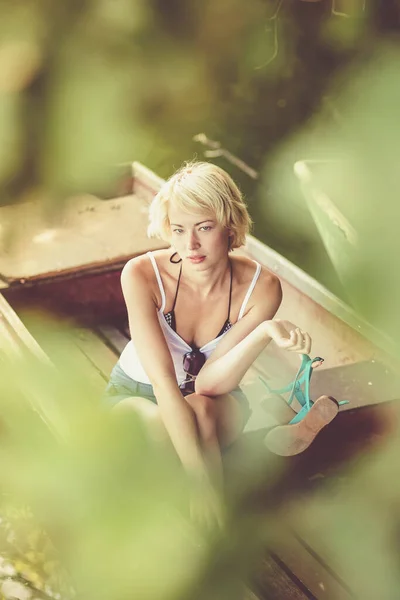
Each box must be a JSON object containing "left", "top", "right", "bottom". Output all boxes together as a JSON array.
[{"left": 147, "top": 161, "right": 253, "bottom": 250}]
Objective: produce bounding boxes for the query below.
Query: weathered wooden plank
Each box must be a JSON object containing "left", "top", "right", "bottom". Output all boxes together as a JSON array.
[
  {"left": 239, "top": 237, "right": 397, "bottom": 365},
  {"left": 97, "top": 325, "right": 129, "bottom": 356},
  {"left": 253, "top": 354, "right": 400, "bottom": 413},
  {"left": 311, "top": 360, "right": 400, "bottom": 407},
  {"left": 0, "top": 193, "right": 166, "bottom": 284},
  {"left": 132, "top": 161, "right": 164, "bottom": 204},
  {"left": 70, "top": 328, "right": 117, "bottom": 380},
  {"left": 0, "top": 298, "right": 80, "bottom": 436},
  {"left": 252, "top": 552, "right": 313, "bottom": 600},
  {"left": 6, "top": 306, "right": 109, "bottom": 395},
  {"left": 272, "top": 529, "right": 353, "bottom": 600},
  {"left": 0, "top": 294, "right": 49, "bottom": 363},
  {"left": 289, "top": 527, "right": 355, "bottom": 600}
]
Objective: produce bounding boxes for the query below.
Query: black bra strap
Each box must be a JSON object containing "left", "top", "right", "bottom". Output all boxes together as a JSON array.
[
  {"left": 169, "top": 252, "right": 182, "bottom": 264},
  {"left": 171, "top": 263, "right": 182, "bottom": 311},
  {"left": 169, "top": 257, "right": 231, "bottom": 331}
]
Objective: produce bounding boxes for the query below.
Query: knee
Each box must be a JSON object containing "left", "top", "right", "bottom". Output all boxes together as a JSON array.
[
  {"left": 196, "top": 394, "right": 217, "bottom": 421},
  {"left": 186, "top": 393, "right": 218, "bottom": 440},
  {"left": 112, "top": 398, "right": 167, "bottom": 443}
]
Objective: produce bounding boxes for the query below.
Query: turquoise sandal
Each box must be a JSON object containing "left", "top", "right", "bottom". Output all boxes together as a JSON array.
[{"left": 260, "top": 355, "right": 348, "bottom": 456}]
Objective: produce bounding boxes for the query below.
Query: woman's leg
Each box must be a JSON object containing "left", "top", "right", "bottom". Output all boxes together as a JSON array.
[
  {"left": 213, "top": 393, "right": 248, "bottom": 448},
  {"left": 184, "top": 393, "right": 224, "bottom": 492},
  {"left": 112, "top": 396, "right": 171, "bottom": 444},
  {"left": 112, "top": 392, "right": 244, "bottom": 493},
  {"left": 112, "top": 394, "right": 211, "bottom": 456},
  {"left": 184, "top": 392, "right": 245, "bottom": 492}
]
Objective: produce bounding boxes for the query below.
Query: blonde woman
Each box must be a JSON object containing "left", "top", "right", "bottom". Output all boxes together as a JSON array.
[{"left": 104, "top": 161, "right": 312, "bottom": 526}]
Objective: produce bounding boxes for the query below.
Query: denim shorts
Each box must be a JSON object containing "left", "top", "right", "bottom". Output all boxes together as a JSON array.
[{"left": 103, "top": 361, "right": 252, "bottom": 427}]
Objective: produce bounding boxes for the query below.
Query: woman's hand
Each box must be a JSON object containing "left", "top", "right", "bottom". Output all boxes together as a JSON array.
[{"left": 264, "top": 319, "right": 312, "bottom": 355}]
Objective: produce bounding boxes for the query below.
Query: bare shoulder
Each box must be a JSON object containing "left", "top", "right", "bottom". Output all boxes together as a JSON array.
[
  {"left": 121, "top": 250, "right": 171, "bottom": 307},
  {"left": 232, "top": 254, "right": 281, "bottom": 291},
  {"left": 120, "top": 254, "right": 156, "bottom": 303},
  {"left": 232, "top": 254, "right": 282, "bottom": 316},
  {"left": 256, "top": 264, "right": 281, "bottom": 295},
  {"left": 121, "top": 250, "right": 166, "bottom": 278},
  {"left": 120, "top": 254, "right": 148, "bottom": 284}
]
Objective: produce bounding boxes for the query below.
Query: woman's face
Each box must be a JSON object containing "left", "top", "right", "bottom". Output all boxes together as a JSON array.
[{"left": 168, "top": 202, "right": 231, "bottom": 266}]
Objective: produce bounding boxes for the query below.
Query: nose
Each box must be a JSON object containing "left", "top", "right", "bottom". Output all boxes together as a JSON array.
[{"left": 187, "top": 230, "right": 200, "bottom": 250}]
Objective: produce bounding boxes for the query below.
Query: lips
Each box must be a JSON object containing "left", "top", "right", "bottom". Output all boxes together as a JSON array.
[{"left": 188, "top": 256, "right": 205, "bottom": 262}]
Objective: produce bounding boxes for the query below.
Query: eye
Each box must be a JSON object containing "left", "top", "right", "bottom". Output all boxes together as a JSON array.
[
  {"left": 200, "top": 226, "right": 212, "bottom": 231},
  {"left": 173, "top": 229, "right": 184, "bottom": 234}
]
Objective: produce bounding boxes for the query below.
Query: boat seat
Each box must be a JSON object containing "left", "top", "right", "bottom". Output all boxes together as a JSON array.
[{"left": 0, "top": 194, "right": 166, "bottom": 288}]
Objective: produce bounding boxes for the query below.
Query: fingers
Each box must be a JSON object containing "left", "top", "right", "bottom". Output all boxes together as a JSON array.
[
  {"left": 275, "top": 329, "right": 299, "bottom": 349},
  {"left": 303, "top": 332, "right": 312, "bottom": 355},
  {"left": 291, "top": 328, "right": 312, "bottom": 355},
  {"left": 277, "top": 330, "right": 296, "bottom": 349},
  {"left": 289, "top": 328, "right": 303, "bottom": 351},
  {"left": 278, "top": 327, "right": 312, "bottom": 355}
]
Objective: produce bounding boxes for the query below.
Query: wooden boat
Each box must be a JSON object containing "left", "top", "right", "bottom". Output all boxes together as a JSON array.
[
  {"left": 1, "top": 161, "right": 399, "bottom": 599},
  {"left": 293, "top": 159, "right": 360, "bottom": 298}
]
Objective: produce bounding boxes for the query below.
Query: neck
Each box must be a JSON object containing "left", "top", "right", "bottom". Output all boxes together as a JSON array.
[{"left": 181, "top": 256, "right": 231, "bottom": 298}]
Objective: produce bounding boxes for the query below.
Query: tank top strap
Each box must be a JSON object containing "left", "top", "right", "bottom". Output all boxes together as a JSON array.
[
  {"left": 146, "top": 251, "right": 166, "bottom": 312},
  {"left": 227, "top": 258, "right": 233, "bottom": 320},
  {"left": 238, "top": 261, "right": 262, "bottom": 320}
]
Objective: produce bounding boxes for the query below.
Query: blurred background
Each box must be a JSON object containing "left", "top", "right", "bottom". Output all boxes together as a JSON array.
[
  {"left": 2, "top": 0, "right": 400, "bottom": 330},
  {"left": 1, "top": 1, "right": 400, "bottom": 599}
]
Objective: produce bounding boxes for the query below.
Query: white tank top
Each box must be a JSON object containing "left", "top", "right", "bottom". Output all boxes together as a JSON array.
[{"left": 119, "top": 251, "right": 262, "bottom": 386}]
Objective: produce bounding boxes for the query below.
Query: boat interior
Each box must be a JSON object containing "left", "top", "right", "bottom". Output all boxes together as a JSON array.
[{"left": 1, "top": 162, "right": 399, "bottom": 599}]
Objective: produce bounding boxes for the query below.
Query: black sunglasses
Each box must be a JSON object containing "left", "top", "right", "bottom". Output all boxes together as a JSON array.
[{"left": 180, "top": 348, "right": 206, "bottom": 395}]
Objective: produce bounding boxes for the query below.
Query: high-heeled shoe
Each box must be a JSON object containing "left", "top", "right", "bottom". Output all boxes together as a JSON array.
[{"left": 260, "top": 355, "right": 347, "bottom": 456}]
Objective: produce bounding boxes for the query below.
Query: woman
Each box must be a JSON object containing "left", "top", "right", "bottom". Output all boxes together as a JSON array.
[{"left": 104, "top": 161, "right": 311, "bottom": 526}]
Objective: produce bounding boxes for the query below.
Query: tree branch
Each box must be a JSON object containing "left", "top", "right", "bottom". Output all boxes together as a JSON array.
[{"left": 193, "top": 134, "right": 259, "bottom": 180}]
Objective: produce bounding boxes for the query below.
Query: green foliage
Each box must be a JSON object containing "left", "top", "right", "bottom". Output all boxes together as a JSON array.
[
  {"left": 0, "top": 331, "right": 277, "bottom": 600},
  {"left": 1, "top": 2, "right": 400, "bottom": 598},
  {"left": 265, "top": 45, "right": 400, "bottom": 346}
]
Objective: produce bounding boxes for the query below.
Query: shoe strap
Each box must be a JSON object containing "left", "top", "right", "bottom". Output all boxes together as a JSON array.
[
  {"left": 288, "top": 354, "right": 313, "bottom": 408},
  {"left": 260, "top": 355, "right": 322, "bottom": 412},
  {"left": 261, "top": 354, "right": 309, "bottom": 396},
  {"left": 288, "top": 357, "right": 349, "bottom": 407},
  {"left": 260, "top": 355, "right": 350, "bottom": 422}
]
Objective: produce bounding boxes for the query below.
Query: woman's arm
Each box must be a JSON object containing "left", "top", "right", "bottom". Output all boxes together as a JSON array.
[
  {"left": 195, "top": 321, "right": 273, "bottom": 396},
  {"left": 195, "top": 272, "right": 311, "bottom": 396},
  {"left": 121, "top": 258, "right": 210, "bottom": 480},
  {"left": 195, "top": 271, "right": 282, "bottom": 395}
]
